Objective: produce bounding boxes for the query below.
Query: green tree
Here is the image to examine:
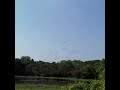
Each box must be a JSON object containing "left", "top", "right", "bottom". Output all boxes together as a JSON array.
[
  {"left": 15, "top": 58, "right": 25, "bottom": 75},
  {"left": 20, "top": 56, "right": 31, "bottom": 65},
  {"left": 81, "top": 65, "right": 97, "bottom": 79}
]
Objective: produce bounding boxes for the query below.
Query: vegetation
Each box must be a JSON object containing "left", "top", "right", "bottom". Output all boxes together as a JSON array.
[
  {"left": 64, "top": 80, "right": 105, "bottom": 90},
  {"left": 15, "top": 56, "right": 105, "bottom": 90},
  {"left": 15, "top": 56, "right": 104, "bottom": 79},
  {"left": 16, "top": 84, "right": 63, "bottom": 90},
  {"left": 64, "top": 68, "right": 105, "bottom": 90}
]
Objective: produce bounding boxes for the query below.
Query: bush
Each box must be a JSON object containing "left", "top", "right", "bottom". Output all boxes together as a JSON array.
[
  {"left": 63, "top": 80, "right": 105, "bottom": 90},
  {"left": 90, "top": 80, "right": 105, "bottom": 90}
]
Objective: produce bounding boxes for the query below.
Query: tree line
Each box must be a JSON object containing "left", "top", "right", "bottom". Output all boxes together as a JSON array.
[{"left": 15, "top": 56, "right": 105, "bottom": 79}]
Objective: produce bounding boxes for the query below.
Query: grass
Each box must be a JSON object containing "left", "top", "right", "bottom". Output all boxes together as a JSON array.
[
  {"left": 15, "top": 76, "right": 72, "bottom": 90},
  {"left": 15, "top": 83, "right": 64, "bottom": 90},
  {"left": 15, "top": 76, "right": 101, "bottom": 90}
]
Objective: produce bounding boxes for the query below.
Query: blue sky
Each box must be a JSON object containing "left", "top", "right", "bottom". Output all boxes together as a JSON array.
[{"left": 15, "top": 0, "right": 105, "bottom": 62}]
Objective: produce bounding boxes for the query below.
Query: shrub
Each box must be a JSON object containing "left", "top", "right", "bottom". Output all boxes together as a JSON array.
[{"left": 63, "top": 80, "right": 105, "bottom": 90}]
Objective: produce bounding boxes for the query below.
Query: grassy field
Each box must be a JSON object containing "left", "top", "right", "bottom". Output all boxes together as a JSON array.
[
  {"left": 15, "top": 76, "right": 71, "bottom": 90},
  {"left": 15, "top": 76, "right": 102, "bottom": 90},
  {"left": 15, "top": 83, "right": 66, "bottom": 90}
]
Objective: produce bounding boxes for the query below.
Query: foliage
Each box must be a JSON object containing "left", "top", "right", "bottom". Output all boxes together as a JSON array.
[
  {"left": 15, "top": 56, "right": 105, "bottom": 80},
  {"left": 15, "top": 56, "right": 105, "bottom": 90},
  {"left": 63, "top": 80, "right": 105, "bottom": 90}
]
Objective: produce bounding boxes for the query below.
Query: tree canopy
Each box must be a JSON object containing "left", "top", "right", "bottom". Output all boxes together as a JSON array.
[{"left": 15, "top": 56, "right": 105, "bottom": 79}]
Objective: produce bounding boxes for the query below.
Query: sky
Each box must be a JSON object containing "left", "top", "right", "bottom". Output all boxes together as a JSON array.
[{"left": 15, "top": 0, "right": 105, "bottom": 62}]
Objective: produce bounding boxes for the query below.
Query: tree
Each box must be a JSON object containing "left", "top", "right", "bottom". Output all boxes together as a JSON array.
[
  {"left": 15, "top": 57, "right": 104, "bottom": 80},
  {"left": 20, "top": 56, "right": 31, "bottom": 65},
  {"left": 15, "top": 58, "right": 25, "bottom": 75},
  {"left": 81, "top": 65, "right": 97, "bottom": 79}
]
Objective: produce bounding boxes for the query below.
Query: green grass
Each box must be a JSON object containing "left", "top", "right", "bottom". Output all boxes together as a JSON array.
[
  {"left": 15, "top": 84, "right": 64, "bottom": 90},
  {"left": 15, "top": 76, "right": 103, "bottom": 90}
]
